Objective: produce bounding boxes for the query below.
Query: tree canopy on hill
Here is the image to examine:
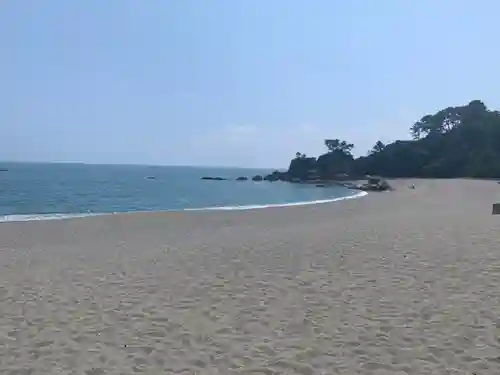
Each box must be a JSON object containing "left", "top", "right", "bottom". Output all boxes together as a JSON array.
[{"left": 288, "top": 100, "right": 500, "bottom": 180}]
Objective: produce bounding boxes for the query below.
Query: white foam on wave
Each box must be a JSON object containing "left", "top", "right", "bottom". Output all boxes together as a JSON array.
[
  {"left": 183, "top": 190, "right": 368, "bottom": 211},
  {"left": 0, "top": 191, "right": 368, "bottom": 222},
  {"left": 0, "top": 212, "right": 100, "bottom": 223}
]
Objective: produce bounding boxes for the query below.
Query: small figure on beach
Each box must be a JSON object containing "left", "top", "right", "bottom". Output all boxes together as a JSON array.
[{"left": 410, "top": 184, "right": 415, "bottom": 189}]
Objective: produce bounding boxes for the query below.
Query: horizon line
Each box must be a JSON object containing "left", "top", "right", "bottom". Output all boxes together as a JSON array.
[{"left": 0, "top": 160, "right": 285, "bottom": 170}]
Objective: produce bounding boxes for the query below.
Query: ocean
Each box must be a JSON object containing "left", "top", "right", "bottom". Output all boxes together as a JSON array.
[{"left": 0, "top": 162, "right": 365, "bottom": 222}]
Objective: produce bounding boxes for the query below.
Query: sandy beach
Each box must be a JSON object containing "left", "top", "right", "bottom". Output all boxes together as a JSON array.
[{"left": 1, "top": 179, "right": 500, "bottom": 374}]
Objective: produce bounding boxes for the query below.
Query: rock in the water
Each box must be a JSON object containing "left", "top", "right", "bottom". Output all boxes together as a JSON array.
[
  {"left": 201, "top": 176, "right": 227, "bottom": 181},
  {"left": 252, "top": 175, "right": 263, "bottom": 181},
  {"left": 263, "top": 173, "right": 279, "bottom": 181},
  {"left": 236, "top": 176, "right": 248, "bottom": 181},
  {"left": 263, "top": 170, "right": 288, "bottom": 181}
]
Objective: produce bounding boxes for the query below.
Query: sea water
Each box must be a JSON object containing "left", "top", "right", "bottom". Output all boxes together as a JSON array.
[{"left": 0, "top": 162, "right": 365, "bottom": 222}]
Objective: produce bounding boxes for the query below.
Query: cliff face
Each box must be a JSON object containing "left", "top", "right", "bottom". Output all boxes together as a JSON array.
[
  {"left": 315, "top": 151, "right": 354, "bottom": 179},
  {"left": 287, "top": 157, "right": 317, "bottom": 181},
  {"left": 284, "top": 151, "right": 356, "bottom": 182}
]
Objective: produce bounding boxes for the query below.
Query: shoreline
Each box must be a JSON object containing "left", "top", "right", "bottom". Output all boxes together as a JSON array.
[
  {"left": 0, "top": 188, "right": 367, "bottom": 224},
  {"left": 0, "top": 176, "right": 470, "bottom": 224}
]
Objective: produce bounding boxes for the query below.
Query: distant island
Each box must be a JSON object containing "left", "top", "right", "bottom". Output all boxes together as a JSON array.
[{"left": 203, "top": 100, "right": 500, "bottom": 185}]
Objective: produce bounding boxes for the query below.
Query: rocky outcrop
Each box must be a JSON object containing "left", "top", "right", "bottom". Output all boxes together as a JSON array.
[
  {"left": 287, "top": 157, "right": 317, "bottom": 181},
  {"left": 263, "top": 170, "right": 286, "bottom": 181},
  {"left": 199, "top": 162, "right": 381, "bottom": 190},
  {"left": 201, "top": 176, "right": 227, "bottom": 181},
  {"left": 358, "top": 176, "right": 392, "bottom": 191},
  {"left": 275, "top": 153, "right": 361, "bottom": 183},
  {"left": 315, "top": 151, "right": 354, "bottom": 179}
]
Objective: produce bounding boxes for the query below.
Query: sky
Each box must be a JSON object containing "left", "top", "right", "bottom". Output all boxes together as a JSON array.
[{"left": 1, "top": 0, "right": 500, "bottom": 168}]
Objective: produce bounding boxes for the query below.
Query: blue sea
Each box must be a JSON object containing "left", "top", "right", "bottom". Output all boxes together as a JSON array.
[{"left": 0, "top": 162, "right": 365, "bottom": 222}]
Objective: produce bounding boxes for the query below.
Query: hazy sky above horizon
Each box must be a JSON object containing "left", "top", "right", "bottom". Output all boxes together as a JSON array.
[{"left": 2, "top": 1, "right": 499, "bottom": 168}]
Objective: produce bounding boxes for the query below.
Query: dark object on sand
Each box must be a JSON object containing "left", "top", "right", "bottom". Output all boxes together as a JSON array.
[
  {"left": 359, "top": 176, "right": 393, "bottom": 192},
  {"left": 492, "top": 203, "right": 500, "bottom": 215}
]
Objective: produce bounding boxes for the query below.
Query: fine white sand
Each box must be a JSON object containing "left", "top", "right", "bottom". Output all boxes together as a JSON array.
[{"left": 1, "top": 179, "right": 500, "bottom": 374}]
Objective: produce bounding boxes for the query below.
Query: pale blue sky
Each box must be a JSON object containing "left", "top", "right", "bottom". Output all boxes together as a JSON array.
[{"left": 2, "top": 1, "right": 499, "bottom": 168}]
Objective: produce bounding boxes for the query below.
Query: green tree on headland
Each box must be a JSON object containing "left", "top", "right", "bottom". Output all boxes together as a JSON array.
[
  {"left": 286, "top": 100, "right": 500, "bottom": 180},
  {"left": 369, "top": 141, "right": 386, "bottom": 155},
  {"left": 324, "top": 139, "right": 354, "bottom": 156}
]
